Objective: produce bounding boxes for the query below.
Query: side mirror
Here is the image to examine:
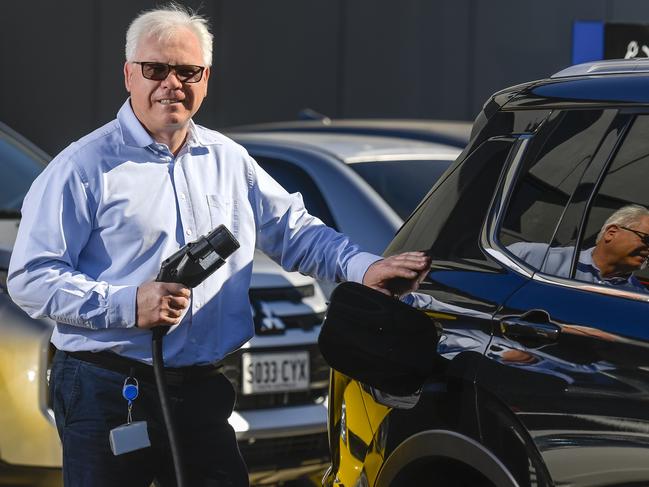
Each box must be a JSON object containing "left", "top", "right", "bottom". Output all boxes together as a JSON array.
[{"left": 318, "top": 282, "right": 440, "bottom": 395}]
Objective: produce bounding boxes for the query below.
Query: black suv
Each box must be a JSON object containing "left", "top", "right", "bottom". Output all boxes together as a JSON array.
[{"left": 322, "top": 58, "right": 649, "bottom": 487}]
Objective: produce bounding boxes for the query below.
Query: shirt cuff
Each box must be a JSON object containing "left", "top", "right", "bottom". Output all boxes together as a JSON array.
[
  {"left": 107, "top": 285, "right": 138, "bottom": 328},
  {"left": 400, "top": 293, "right": 415, "bottom": 306},
  {"left": 346, "top": 252, "right": 383, "bottom": 284}
]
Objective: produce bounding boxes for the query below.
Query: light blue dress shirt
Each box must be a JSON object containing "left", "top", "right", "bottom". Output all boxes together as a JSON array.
[
  {"left": 8, "top": 100, "right": 380, "bottom": 366},
  {"left": 507, "top": 242, "right": 647, "bottom": 293}
]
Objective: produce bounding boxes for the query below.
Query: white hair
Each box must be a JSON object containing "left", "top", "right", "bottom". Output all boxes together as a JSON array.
[
  {"left": 125, "top": 3, "right": 213, "bottom": 67},
  {"left": 596, "top": 204, "right": 649, "bottom": 243}
]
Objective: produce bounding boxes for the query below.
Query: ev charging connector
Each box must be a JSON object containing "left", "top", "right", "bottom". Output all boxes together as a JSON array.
[{"left": 153, "top": 224, "right": 240, "bottom": 487}]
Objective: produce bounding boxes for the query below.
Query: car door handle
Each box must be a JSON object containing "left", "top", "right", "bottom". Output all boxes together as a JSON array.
[{"left": 500, "top": 310, "right": 561, "bottom": 343}]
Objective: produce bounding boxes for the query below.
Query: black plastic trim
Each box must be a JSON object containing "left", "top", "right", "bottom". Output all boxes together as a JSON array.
[{"left": 375, "top": 430, "right": 519, "bottom": 487}]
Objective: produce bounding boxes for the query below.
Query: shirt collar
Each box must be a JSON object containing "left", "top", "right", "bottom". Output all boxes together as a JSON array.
[
  {"left": 116, "top": 99, "right": 222, "bottom": 150},
  {"left": 579, "top": 247, "right": 634, "bottom": 285},
  {"left": 117, "top": 99, "right": 155, "bottom": 148},
  {"left": 578, "top": 247, "right": 597, "bottom": 270}
]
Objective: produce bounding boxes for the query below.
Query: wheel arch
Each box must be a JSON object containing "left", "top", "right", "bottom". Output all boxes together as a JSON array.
[{"left": 375, "top": 429, "right": 520, "bottom": 487}]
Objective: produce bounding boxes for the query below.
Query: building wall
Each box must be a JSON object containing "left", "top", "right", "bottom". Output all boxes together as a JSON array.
[{"left": 3, "top": 0, "right": 649, "bottom": 155}]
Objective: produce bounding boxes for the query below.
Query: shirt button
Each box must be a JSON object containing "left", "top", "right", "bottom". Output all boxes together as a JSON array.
[
  {"left": 179, "top": 193, "right": 186, "bottom": 200},
  {"left": 186, "top": 229, "right": 192, "bottom": 236}
]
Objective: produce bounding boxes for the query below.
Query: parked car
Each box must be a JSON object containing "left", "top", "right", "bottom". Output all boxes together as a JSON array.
[
  {"left": 0, "top": 122, "right": 330, "bottom": 486},
  {"left": 227, "top": 131, "right": 462, "bottom": 296},
  {"left": 226, "top": 118, "right": 472, "bottom": 149},
  {"left": 322, "top": 58, "right": 649, "bottom": 487}
]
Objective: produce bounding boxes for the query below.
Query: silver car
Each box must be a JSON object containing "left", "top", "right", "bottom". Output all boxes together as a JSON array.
[{"left": 230, "top": 131, "right": 462, "bottom": 295}]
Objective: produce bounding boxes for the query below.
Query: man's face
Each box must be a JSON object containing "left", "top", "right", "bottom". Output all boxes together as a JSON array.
[
  {"left": 124, "top": 28, "right": 209, "bottom": 142},
  {"left": 603, "top": 215, "right": 649, "bottom": 273}
]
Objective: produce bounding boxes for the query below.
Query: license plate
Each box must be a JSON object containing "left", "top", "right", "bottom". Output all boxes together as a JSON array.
[{"left": 241, "top": 351, "right": 310, "bottom": 394}]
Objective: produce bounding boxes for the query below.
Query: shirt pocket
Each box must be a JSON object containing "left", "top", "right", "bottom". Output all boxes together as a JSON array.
[{"left": 206, "top": 195, "right": 239, "bottom": 237}]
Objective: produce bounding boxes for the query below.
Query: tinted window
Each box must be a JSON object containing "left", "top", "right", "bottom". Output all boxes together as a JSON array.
[
  {"left": 0, "top": 131, "right": 46, "bottom": 211},
  {"left": 386, "top": 139, "right": 514, "bottom": 266},
  {"left": 255, "top": 156, "right": 337, "bottom": 228},
  {"left": 501, "top": 110, "right": 617, "bottom": 272},
  {"left": 577, "top": 115, "right": 649, "bottom": 291},
  {"left": 348, "top": 159, "right": 452, "bottom": 219}
]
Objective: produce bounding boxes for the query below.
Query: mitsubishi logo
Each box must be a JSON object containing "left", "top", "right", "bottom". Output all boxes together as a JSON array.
[{"left": 254, "top": 301, "right": 286, "bottom": 335}]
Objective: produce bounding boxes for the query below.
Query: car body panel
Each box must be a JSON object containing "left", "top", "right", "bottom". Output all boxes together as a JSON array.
[{"left": 0, "top": 294, "right": 59, "bottom": 467}]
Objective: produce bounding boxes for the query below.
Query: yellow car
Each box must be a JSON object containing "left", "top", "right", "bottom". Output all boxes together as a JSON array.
[{"left": 0, "top": 122, "right": 63, "bottom": 487}]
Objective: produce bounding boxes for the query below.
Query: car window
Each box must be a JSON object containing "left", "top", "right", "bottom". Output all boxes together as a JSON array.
[
  {"left": 347, "top": 159, "right": 452, "bottom": 220},
  {"left": 0, "top": 131, "right": 45, "bottom": 211},
  {"left": 254, "top": 156, "right": 337, "bottom": 229},
  {"left": 386, "top": 139, "right": 515, "bottom": 267},
  {"left": 576, "top": 114, "right": 649, "bottom": 292},
  {"left": 500, "top": 110, "right": 618, "bottom": 273}
]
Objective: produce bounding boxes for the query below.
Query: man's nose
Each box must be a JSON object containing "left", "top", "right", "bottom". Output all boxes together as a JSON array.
[{"left": 161, "top": 69, "right": 183, "bottom": 89}]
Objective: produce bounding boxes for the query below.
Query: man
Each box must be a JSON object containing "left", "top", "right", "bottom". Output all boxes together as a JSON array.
[
  {"left": 7, "top": 5, "right": 429, "bottom": 487},
  {"left": 508, "top": 204, "right": 649, "bottom": 293}
]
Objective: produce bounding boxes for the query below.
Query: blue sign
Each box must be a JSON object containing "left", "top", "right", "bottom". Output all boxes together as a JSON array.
[
  {"left": 573, "top": 21, "right": 649, "bottom": 64},
  {"left": 572, "top": 20, "right": 604, "bottom": 64}
]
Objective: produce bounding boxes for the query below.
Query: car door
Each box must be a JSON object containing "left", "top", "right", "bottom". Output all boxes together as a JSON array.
[
  {"left": 365, "top": 134, "right": 530, "bottom": 479},
  {"left": 479, "top": 111, "right": 649, "bottom": 486}
]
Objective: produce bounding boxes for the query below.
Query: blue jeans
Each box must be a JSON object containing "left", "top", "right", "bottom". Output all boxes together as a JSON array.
[{"left": 49, "top": 350, "right": 249, "bottom": 487}]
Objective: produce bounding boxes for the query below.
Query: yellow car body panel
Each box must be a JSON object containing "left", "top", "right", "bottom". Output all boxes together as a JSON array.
[
  {"left": 326, "top": 371, "right": 392, "bottom": 487},
  {"left": 0, "top": 296, "right": 61, "bottom": 468},
  {"left": 357, "top": 386, "right": 390, "bottom": 485}
]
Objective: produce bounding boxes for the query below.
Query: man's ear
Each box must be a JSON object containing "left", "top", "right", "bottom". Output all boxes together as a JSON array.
[
  {"left": 124, "top": 62, "right": 132, "bottom": 93},
  {"left": 202, "top": 67, "right": 211, "bottom": 98},
  {"left": 604, "top": 224, "right": 619, "bottom": 242}
]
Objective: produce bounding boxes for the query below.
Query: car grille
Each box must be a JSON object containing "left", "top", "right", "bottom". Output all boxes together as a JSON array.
[
  {"left": 222, "top": 344, "right": 329, "bottom": 411},
  {"left": 280, "top": 311, "right": 325, "bottom": 330},
  {"left": 238, "top": 432, "right": 329, "bottom": 471},
  {"left": 249, "top": 284, "right": 315, "bottom": 302}
]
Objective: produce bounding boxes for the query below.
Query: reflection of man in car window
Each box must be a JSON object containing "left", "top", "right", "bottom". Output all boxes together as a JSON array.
[{"left": 508, "top": 204, "right": 649, "bottom": 293}]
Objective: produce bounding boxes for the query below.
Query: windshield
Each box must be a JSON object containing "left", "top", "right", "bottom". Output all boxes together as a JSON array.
[
  {"left": 0, "top": 130, "right": 47, "bottom": 213},
  {"left": 349, "top": 159, "right": 452, "bottom": 219}
]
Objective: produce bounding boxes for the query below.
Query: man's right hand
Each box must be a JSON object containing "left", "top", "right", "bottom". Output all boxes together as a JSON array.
[{"left": 136, "top": 282, "right": 191, "bottom": 329}]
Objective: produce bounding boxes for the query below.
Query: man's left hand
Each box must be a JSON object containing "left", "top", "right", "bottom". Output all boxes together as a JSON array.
[{"left": 363, "top": 251, "right": 431, "bottom": 297}]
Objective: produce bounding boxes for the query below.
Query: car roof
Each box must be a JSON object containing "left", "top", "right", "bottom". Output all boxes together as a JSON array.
[
  {"left": 225, "top": 119, "right": 472, "bottom": 148},
  {"left": 0, "top": 121, "right": 50, "bottom": 166},
  {"left": 228, "top": 131, "right": 462, "bottom": 164},
  {"left": 496, "top": 59, "right": 649, "bottom": 109},
  {"left": 551, "top": 58, "right": 649, "bottom": 78}
]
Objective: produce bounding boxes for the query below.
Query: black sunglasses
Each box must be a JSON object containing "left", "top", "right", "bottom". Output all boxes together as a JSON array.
[
  {"left": 619, "top": 226, "right": 649, "bottom": 246},
  {"left": 133, "top": 61, "right": 205, "bottom": 83}
]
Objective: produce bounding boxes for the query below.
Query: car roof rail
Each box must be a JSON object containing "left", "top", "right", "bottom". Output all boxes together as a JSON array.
[{"left": 551, "top": 58, "right": 649, "bottom": 78}]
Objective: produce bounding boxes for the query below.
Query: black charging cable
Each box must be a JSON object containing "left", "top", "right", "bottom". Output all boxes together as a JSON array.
[
  {"left": 152, "top": 225, "right": 240, "bottom": 487},
  {"left": 152, "top": 327, "right": 186, "bottom": 486}
]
